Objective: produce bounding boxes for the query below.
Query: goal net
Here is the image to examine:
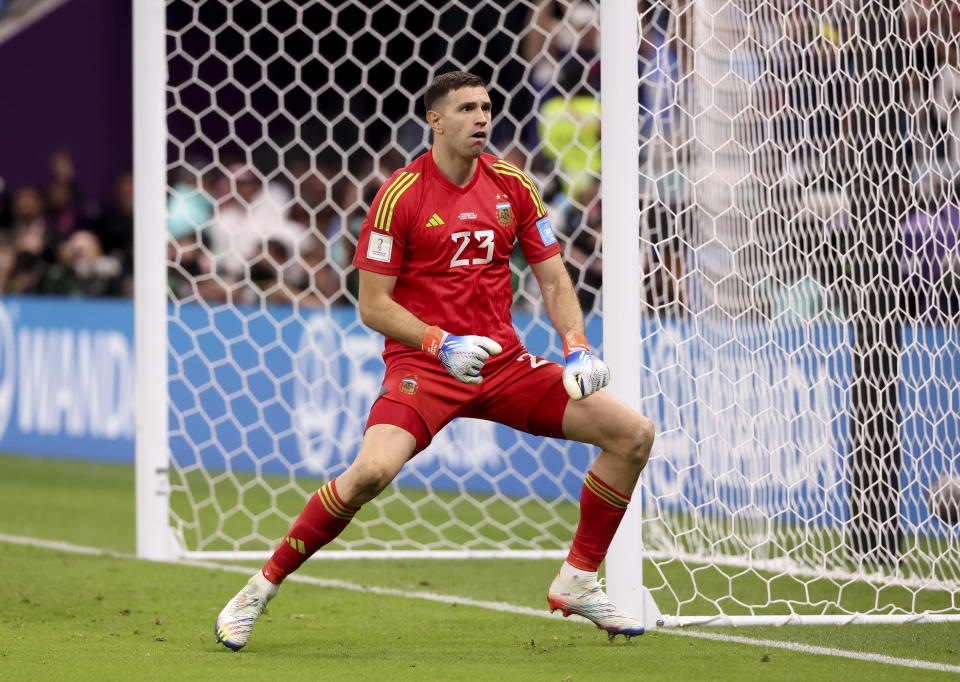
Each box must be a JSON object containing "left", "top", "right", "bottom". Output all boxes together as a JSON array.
[{"left": 137, "top": 0, "right": 960, "bottom": 624}]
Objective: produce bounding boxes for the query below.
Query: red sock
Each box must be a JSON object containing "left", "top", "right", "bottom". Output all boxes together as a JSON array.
[
  {"left": 261, "top": 478, "right": 359, "bottom": 584},
  {"left": 567, "top": 471, "right": 631, "bottom": 572}
]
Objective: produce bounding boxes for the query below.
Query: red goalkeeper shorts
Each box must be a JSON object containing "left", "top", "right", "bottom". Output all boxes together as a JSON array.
[{"left": 365, "top": 347, "right": 569, "bottom": 454}]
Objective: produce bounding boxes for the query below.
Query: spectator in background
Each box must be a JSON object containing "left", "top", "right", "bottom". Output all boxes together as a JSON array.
[
  {"left": 638, "top": 4, "right": 689, "bottom": 320},
  {"left": 901, "top": 202, "right": 960, "bottom": 323},
  {"left": 96, "top": 172, "right": 134, "bottom": 281},
  {"left": 168, "top": 172, "right": 213, "bottom": 242},
  {"left": 44, "top": 177, "right": 83, "bottom": 243},
  {"left": 294, "top": 235, "right": 348, "bottom": 308},
  {"left": 6, "top": 185, "right": 46, "bottom": 242},
  {"left": 523, "top": 0, "right": 599, "bottom": 100},
  {"left": 5, "top": 186, "right": 49, "bottom": 293},
  {"left": 523, "top": 0, "right": 600, "bottom": 151},
  {"left": 558, "top": 178, "right": 603, "bottom": 313},
  {"left": 285, "top": 155, "right": 344, "bottom": 303},
  {"left": 207, "top": 162, "right": 307, "bottom": 304},
  {"left": 522, "top": 3, "right": 605, "bottom": 315},
  {"left": 167, "top": 166, "right": 220, "bottom": 302},
  {"left": 286, "top": 154, "right": 367, "bottom": 306},
  {"left": 43, "top": 149, "right": 96, "bottom": 246},
  {"left": 40, "top": 230, "right": 124, "bottom": 297},
  {"left": 537, "top": 60, "right": 601, "bottom": 199},
  {"left": 167, "top": 230, "right": 222, "bottom": 303},
  {"left": 47, "top": 149, "right": 85, "bottom": 204},
  {"left": 247, "top": 237, "right": 309, "bottom": 304},
  {"left": 641, "top": 205, "right": 686, "bottom": 317}
]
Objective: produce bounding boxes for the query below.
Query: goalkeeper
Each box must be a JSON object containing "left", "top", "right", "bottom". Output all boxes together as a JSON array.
[{"left": 216, "top": 71, "right": 654, "bottom": 649}]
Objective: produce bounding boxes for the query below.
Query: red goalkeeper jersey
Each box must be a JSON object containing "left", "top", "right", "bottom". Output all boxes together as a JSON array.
[{"left": 353, "top": 150, "right": 561, "bottom": 368}]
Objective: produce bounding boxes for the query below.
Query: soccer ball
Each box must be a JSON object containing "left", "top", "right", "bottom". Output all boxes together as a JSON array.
[{"left": 928, "top": 475, "right": 960, "bottom": 525}]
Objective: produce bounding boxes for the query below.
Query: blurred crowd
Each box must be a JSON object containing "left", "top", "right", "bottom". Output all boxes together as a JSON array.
[
  {"left": 0, "top": 149, "right": 132, "bottom": 298},
  {"left": 6, "top": 0, "right": 960, "bottom": 326},
  {"left": 164, "top": 152, "right": 371, "bottom": 308}
]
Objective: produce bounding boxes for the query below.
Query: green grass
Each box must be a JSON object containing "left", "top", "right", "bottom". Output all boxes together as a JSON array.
[
  {"left": 1, "top": 454, "right": 960, "bottom": 680},
  {"left": 169, "top": 466, "right": 581, "bottom": 553},
  {"left": 167, "top": 460, "right": 960, "bottom": 619}
]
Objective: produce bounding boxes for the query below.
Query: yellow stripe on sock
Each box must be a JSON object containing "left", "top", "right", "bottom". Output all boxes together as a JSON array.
[
  {"left": 317, "top": 483, "right": 355, "bottom": 520},
  {"left": 317, "top": 484, "right": 352, "bottom": 519},
  {"left": 584, "top": 473, "right": 629, "bottom": 510}
]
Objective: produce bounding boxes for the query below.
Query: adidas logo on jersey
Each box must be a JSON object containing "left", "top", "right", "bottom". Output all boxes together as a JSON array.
[{"left": 425, "top": 213, "right": 444, "bottom": 227}]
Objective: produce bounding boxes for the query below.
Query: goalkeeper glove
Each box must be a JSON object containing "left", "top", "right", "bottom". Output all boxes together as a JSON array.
[
  {"left": 561, "top": 331, "right": 609, "bottom": 400},
  {"left": 423, "top": 326, "right": 502, "bottom": 385}
]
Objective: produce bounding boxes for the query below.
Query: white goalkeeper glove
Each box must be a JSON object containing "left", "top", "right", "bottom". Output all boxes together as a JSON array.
[
  {"left": 561, "top": 331, "right": 609, "bottom": 400},
  {"left": 423, "top": 326, "right": 502, "bottom": 385}
]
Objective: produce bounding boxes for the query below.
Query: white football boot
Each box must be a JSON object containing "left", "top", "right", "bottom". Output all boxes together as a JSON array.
[
  {"left": 547, "top": 565, "right": 645, "bottom": 641},
  {"left": 215, "top": 571, "right": 279, "bottom": 650}
]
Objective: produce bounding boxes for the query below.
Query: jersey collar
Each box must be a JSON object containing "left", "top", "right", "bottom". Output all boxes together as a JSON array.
[{"left": 427, "top": 147, "right": 483, "bottom": 194}]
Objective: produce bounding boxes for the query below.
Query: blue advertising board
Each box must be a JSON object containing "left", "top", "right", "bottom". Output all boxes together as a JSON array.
[
  {"left": 1, "top": 295, "right": 956, "bottom": 535},
  {"left": 0, "top": 297, "right": 135, "bottom": 460}
]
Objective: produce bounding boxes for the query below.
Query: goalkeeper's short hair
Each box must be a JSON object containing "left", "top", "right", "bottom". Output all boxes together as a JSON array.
[{"left": 423, "top": 71, "right": 486, "bottom": 113}]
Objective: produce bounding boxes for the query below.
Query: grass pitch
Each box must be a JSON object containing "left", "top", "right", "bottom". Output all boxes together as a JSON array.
[{"left": 1, "top": 454, "right": 959, "bottom": 681}]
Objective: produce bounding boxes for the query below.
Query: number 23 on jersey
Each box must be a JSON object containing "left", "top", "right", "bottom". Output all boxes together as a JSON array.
[{"left": 449, "top": 229, "right": 495, "bottom": 268}]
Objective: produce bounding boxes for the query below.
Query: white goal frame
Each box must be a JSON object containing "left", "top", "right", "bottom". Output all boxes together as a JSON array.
[
  {"left": 132, "top": 0, "right": 650, "bottom": 571},
  {"left": 134, "top": 0, "right": 960, "bottom": 627},
  {"left": 134, "top": 0, "right": 176, "bottom": 563}
]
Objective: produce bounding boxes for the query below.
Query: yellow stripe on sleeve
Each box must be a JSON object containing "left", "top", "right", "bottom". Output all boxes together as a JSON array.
[
  {"left": 374, "top": 171, "right": 419, "bottom": 233},
  {"left": 374, "top": 172, "right": 410, "bottom": 231},
  {"left": 491, "top": 162, "right": 547, "bottom": 217}
]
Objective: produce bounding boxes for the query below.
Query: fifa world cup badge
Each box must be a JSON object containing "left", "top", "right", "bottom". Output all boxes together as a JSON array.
[{"left": 495, "top": 197, "right": 512, "bottom": 227}]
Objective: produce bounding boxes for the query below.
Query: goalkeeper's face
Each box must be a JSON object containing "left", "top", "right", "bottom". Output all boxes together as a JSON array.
[{"left": 432, "top": 86, "right": 492, "bottom": 160}]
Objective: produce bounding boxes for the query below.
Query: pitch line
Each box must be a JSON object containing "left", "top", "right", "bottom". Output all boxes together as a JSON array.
[{"left": 2, "top": 533, "right": 960, "bottom": 675}]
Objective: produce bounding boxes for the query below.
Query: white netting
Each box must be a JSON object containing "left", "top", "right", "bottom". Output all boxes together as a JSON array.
[
  {"left": 155, "top": 0, "right": 960, "bottom": 619},
  {"left": 163, "top": 0, "right": 603, "bottom": 559},
  {"left": 637, "top": 0, "right": 960, "bottom": 619}
]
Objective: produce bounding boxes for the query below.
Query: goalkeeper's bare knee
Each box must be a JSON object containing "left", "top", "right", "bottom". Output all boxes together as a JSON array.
[
  {"left": 609, "top": 414, "right": 654, "bottom": 471},
  {"left": 339, "top": 459, "right": 400, "bottom": 505}
]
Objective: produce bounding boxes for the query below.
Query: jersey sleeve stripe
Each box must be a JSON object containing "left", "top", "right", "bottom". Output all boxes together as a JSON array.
[
  {"left": 374, "top": 171, "right": 420, "bottom": 233},
  {"left": 373, "top": 172, "right": 401, "bottom": 230},
  {"left": 492, "top": 158, "right": 525, "bottom": 174},
  {"left": 374, "top": 171, "right": 410, "bottom": 230},
  {"left": 491, "top": 163, "right": 547, "bottom": 217}
]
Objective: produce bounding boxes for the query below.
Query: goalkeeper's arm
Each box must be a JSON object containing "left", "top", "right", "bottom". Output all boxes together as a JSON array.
[
  {"left": 529, "top": 254, "right": 609, "bottom": 400},
  {"left": 357, "top": 269, "right": 501, "bottom": 384}
]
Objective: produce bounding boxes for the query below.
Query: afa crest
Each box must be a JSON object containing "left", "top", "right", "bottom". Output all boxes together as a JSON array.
[
  {"left": 496, "top": 201, "right": 513, "bottom": 227},
  {"left": 399, "top": 375, "right": 419, "bottom": 395}
]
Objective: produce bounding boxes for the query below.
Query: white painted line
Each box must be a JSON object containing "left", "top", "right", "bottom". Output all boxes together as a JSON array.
[
  {"left": 665, "top": 629, "right": 960, "bottom": 675},
  {"left": 185, "top": 556, "right": 567, "bottom": 621},
  {"left": 0, "top": 533, "right": 123, "bottom": 556},
  {"left": 3, "top": 532, "right": 959, "bottom": 674}
]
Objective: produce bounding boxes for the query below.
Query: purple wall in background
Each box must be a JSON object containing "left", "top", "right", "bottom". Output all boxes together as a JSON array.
[{"left": 0, "top": 0, "right": 132, "bottom": 205}]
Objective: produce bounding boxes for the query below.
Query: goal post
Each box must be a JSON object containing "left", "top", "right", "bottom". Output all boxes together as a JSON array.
[
  {"left": 134, "top": 0, "right": 960, "bottom": 625},
  {"left": 598, "top": 0, "right": 653, "bottom": 624},
  {"left": 133, "top": 0, "right": 175, "bottom": 562}
]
